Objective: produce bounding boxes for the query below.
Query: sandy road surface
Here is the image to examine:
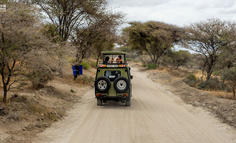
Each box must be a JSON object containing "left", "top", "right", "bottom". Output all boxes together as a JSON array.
[{"left": 36, "top": 67, "right": 236, "bottom": 143}]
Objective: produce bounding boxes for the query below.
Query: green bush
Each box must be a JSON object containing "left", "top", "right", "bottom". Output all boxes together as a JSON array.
[
  {"left": 80, "top": 61, "right": 90, "bottom": 70},
  {"left": 183, "top": 73, "right": 198, "bottom": 87},
  {"left": 147, "top": 64, "right": 158, "bottom": 70},
  {"left": 213, "top": 71, "right": 220, "bottom": 76},
  {"left": 81, "top": 75, "right": 93, "bottom": 84},
  {"left": 142, "top": 63, "right": 146, "bottom": 67},
  {"left": 134, "top": 60, "right": 139, "bottom": 63},
  {"left": 221, "top": 67, "right": 236, "bottom": 97},
  {"left": 126, "top": 58, "right": 132, "bottom": 61},
  {"left": 88, "top": 61, "right": 97, "bottom": 68},
  {"left": 18, "top": 81, "right": 28, "bottom": 89},
  {"left": 70, "top": 89, "right": 75, "bottom": 93},
  {"left": 197, "top": 78, "right": 228, "bottom": 90}
]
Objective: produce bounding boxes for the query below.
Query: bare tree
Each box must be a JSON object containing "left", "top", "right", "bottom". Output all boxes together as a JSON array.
[
  {"left": 184, "top": 18, "right": 236, "bottom": 81},
  {"left": 33, "top": 0, "right": 107, "bottom": 41},
  {"left": 33, "top": 0, "right": 122, "bottom": 76},
  {"left": 24, "top": 50, "right": 55, "bottom": 89},
  {"left": 0, "top": 2, "right": 51, "bottom": 103}
]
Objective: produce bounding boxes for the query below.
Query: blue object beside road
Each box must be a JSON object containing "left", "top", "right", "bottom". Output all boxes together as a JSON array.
[{"left": 72, "top": 65, "right": 83, "bottom": 75}]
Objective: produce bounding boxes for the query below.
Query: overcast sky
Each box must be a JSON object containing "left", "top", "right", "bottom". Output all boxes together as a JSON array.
[{"left": 108, "top": 0, "right": 236, "bottom": 27}]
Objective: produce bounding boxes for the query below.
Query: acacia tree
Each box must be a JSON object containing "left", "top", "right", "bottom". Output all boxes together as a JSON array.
[
  {"left": 0, "top": 2, "right": 50, "bottom": 103},
  {"left": 71, "top": 11, "right": 122, "bottom": 65},
  {"left": 34, "top": 0, "right": 122, "bottom": 75},
  {"left": 33, "top": 0, "right": 107, "bottom": 41},
  {"left": 184, "top": 18, "right": 236, "bottom": 81},
  {"left": 170, "top": 50, "right": 192, "bottom": 69},
  {"left": 32, "top": 0, "right": 107, "bottom": 76},
  {"left": 123, "top": 21, "right": 183, "bottom": 65}
]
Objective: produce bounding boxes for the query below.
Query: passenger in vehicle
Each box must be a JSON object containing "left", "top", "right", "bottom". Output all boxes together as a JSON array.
[
  {"left": 103, "top": 56, "right": 110, "bottom": 64},
  {"left": 116, "top": 55, "right": 122, "bottom": 64}
]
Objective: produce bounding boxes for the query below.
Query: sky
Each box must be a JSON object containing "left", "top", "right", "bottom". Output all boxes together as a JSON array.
[{"left": 108, "top": 0, "right": 236, "bottom": 27}]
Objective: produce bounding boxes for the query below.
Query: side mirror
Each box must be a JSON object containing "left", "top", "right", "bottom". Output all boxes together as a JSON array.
[{"left": 130, "top": 75, "right": 133, "bottom": 79}]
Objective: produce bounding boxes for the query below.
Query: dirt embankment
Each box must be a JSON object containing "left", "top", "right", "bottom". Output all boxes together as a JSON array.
[
  {"left": 0, "top": 67, "right": 95, "bottom": 143},
  {"left": 146, "top": 66, "right": 236, "bottom": 129}
]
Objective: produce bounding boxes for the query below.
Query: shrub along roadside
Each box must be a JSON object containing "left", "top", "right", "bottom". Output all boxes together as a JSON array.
[
  {"left": 147, "top": 64, "right": 158, "bottom": 70},
  {"left": 221, "top": 68, "right": 236, "bottom": 98},
  {"left": 183, "top": 73, "right": 198, "bottom": 87},
  {"left": 80, "top": 61, "right": 91, "bottom": 70},
  {"left": 197, "top": 78, "right": 229, "bottom": 91},
  {"left": 88, "top": 61, "right": 97, "bottom": 68}
]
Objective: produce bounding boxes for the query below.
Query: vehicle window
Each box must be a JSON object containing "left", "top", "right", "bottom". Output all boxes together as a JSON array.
[{"left": 105, "top": 71, "right": 121, "bottom": 81}]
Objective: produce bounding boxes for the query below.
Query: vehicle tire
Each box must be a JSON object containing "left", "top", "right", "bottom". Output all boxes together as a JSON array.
[
  {"left": 125, "top": 98, "right": 131, "bottom": 106},
  {"left": 97, "top": 99, "right": 102, "bottom": 106},
  {"left": 113, "top": 77, "right": 129, "bottom": 93},
  {"left": 95, "top": 77, "right": 111, "bottom": 93}
]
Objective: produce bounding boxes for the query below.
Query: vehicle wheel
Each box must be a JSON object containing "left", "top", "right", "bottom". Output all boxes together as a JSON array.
[
  {"left": 97, "top": 99, "right": 102, "bottom": 106},
  {"left": 125, "top": 98, "right": 131, "bottom": 106},
  {"left": 113, "top": 77, "right": 129, "bottom": 93},
  {"left": 95, "top": 77, "right": 111, "bottom": 92}
]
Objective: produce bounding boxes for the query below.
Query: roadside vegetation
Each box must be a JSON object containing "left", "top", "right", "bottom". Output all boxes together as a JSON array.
[
  {"left": 0, "top": 0, "right": 122, "bottom": 104},
  {"left": 121, "top": 19, "right": 236, "bottom": 99}
]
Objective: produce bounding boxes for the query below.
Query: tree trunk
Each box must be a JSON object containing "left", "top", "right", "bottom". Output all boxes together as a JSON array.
[
  {"left": 206, "top": 70, "right": 212, "bottom": 81},
  {"left": 58, "top": 53, "right": 64, "bottom": 77},
  {"left": 233, "top": 89, "right": 235, "bottom": 98},
  {"left": 153, "top": 55, "right": 159, "bottom": 65},
  {"left": 232, "top": 84, "right": 236, "bottom": 98},
  {"left": 75, "top": 51, "right": 80, "bottom": 63},
  {"left": 3, "top": 85, "right": 7, "bottom": 103},
  {"left": 96, "top": 55, "right": 100, "bottom": 67},
  {"left": 175, "top": 64, "right": 180, "bottom": 70}
]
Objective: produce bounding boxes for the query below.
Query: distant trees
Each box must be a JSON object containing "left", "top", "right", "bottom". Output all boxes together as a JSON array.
[
  {"left": 184, "top": 18, "right": 236, "bottom": 81},
  {"left": 123, "top": 21, "right": 183, "bottom": 65},
  {"left": 168, "top": 50, "right": 192, "bottom": 69}
]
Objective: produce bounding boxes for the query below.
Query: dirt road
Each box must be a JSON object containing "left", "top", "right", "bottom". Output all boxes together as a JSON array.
[{"left": 35, "top": 67, "right": 236, "bottom": 143}]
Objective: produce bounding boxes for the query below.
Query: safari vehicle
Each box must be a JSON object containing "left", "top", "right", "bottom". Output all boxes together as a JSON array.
[{"left": 94, "top": 51, "right": 133, "bottom": 106}]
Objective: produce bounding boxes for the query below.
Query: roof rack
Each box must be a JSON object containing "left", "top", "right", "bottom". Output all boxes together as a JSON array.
[{"left": 102, "top": 51, "right": 126, "bottom": 55}]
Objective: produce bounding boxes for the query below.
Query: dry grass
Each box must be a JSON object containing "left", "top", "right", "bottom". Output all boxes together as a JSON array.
[
  {"left": 7, "top": 112, "right": 21, "bottom": 121},
  {"left": 146, "top": 65, "right": 235, "bottom": 100},
  {"left": 206, "top": 91, "right": 236, "bottom": 100}
]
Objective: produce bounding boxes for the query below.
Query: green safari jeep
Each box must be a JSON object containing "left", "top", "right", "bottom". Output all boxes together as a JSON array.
[{"left": 94, "top": 51, "right": 133, "bottom": 106}]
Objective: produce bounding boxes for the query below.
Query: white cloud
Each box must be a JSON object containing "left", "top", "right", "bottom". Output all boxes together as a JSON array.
[
  {"left": 109, "top": 0, "right": 170, "bottom": 7},
  {"left": 108, "top": 0, "right": 236, "bottom": 27}
]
